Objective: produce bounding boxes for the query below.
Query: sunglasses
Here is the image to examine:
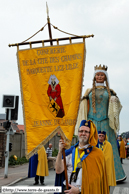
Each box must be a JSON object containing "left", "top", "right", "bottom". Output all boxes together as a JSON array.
[{"left": 98, "top": 135, "right": 105, "bottom": 137}]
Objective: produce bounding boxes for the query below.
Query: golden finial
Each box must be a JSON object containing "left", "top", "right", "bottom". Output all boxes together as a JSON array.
[{"left": 46, "top": 2, "right": 49, "bottom": 18}]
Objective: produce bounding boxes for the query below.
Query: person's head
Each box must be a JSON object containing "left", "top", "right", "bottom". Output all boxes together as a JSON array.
[
  {"left": 117, "top": 135, "right": 122, "bottom": 141},
  {"left": 78, "top": 122, "right": 90, "bottom": 146},
  {"left": 123, "top": 138, "right": 127, "bottom": 145},
  {"left": 98, "top": 131, "right": 106, "bottom": 143},
  {"left": 78, "top": 120, "right": 98, "bottom": 147},
  {"left": 49, "top": 143, "right": 52, "bottom": 148}
]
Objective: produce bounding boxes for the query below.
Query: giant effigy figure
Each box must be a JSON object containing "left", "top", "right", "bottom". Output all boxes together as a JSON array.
[{"left": 75, "top": 65, "right": 126, "bottom": 182}]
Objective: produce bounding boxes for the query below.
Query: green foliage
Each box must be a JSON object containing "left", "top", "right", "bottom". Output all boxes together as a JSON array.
[
  {"left": 73, "top": 134, "right": 77, "bottom": 138},
  {"left": 9, "top": 155, "right": 17, "bottom": 165},
  {"left": 9, "top": 155, "right": 29, "bottom": 166},
  {"left": 52, "top": 148, "right": 58, "bottom": 157},
  {"left": 72, "top": 135, "right": 78, "bottom": 144}
]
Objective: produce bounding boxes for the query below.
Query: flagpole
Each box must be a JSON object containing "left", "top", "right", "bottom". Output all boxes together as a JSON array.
[
  {"left": 46, "top": 2, "right": 53, "bottom": 46},
  {"left": 61, "top": 137, "right": 69, "bottom": 190},
  {"left": 46, "top": 2, "right": 69, "bottom": 189},
  {"left": 9, "top": 2, "right": 94, "bottom": 48}
]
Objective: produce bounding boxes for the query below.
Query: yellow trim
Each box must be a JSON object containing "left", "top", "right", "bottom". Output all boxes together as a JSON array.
[{"left": 73, "top": 147, "right": 85, "bottom": 172}]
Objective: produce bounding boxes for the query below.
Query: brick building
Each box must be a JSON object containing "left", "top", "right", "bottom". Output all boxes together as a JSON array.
[{"left": 0, "top": 113, "right": 25, "bottom": 167}]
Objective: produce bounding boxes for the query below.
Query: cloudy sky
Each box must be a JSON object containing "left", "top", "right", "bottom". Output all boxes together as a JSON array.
[{"left": 0, "top": 0, "right": 129, "bottom": 133}]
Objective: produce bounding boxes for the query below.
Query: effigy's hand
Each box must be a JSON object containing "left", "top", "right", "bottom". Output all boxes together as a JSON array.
[
  {"left": 59, "top": 139, "right": 66, "bottom": 154},
  {"left": 54, "top": 97, "right": 57, "bottom": 101},
  {"left": 64, "top": 184, "right": 80, "bottom": 194},
  {"left": 49, "top": 96, "right": 52, "bottom": 101}
]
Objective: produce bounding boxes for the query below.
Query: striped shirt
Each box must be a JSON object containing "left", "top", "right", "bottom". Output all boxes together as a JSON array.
[{"left": 46, "top": 147, "right": 52, "bottom": 157}]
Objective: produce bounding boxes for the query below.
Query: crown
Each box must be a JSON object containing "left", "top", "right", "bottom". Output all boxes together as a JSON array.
[{"left": 94, "top": 64, "right": 108, "bottom": 71}]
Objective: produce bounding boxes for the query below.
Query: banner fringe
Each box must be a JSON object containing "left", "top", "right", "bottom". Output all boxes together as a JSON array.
[
  {"left": 16, "top": 49, "right": 28, "bottom": 159},
  {"left": 26, "top": 126, "right": 71, "bottom": 159}
]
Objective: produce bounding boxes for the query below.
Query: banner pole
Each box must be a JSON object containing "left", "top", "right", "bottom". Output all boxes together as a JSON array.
[
  {"left": 61, "top": 137, "right": 69, "bottom": 190},
  {"left": 46, "top": 3, "right": 68, "bottom": 188}
]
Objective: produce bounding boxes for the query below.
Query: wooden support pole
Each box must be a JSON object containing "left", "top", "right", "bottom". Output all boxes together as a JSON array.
[
  {"left": 62, "top": 148, "right": 69, "bottom": 190},
  {"left": 47, "top": 17, "right": 53, "bottom": 46},
  {"left": 8, "top": 35, "right": 94, "bottom": 47},
  {"left": 61, "top": 137, "right": 69, "bottom": 190}
]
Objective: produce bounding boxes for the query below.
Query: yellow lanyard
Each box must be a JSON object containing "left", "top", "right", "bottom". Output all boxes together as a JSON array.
[
  {"left": 99, "top": 143, "right": 104, "bottom": 151},
  {"left": 119, "top": 140, "right": 121, "bottom": 145},
  {"left": 73, "top": 147, "right": 85, "bottom": 173}
]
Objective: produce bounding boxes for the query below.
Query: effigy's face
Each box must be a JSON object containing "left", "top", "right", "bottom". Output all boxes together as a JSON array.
[
  {"left": 95, "top": 72, "right": 106, "bottom": 83},
  {"left": 51, "top": 78, "right": 56, "bottom": 85}
]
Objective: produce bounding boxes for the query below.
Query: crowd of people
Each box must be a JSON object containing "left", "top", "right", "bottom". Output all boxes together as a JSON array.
[
  {"left": 28, "top": 65, "right": 128, "bottom": 193},
  {"left": 55, "top": 65, "right": 127, "bottom": 194},
  {"left": 123, "top": 138, "right": 129, "bottom": 159}
]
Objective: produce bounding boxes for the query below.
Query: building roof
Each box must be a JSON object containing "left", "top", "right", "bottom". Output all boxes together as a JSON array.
[
  {"left": 17, "top": 125, "right": 24, "bottom": 132},
  {"left": 11, "top": 123, "right": 24, "bottom": 133}
]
